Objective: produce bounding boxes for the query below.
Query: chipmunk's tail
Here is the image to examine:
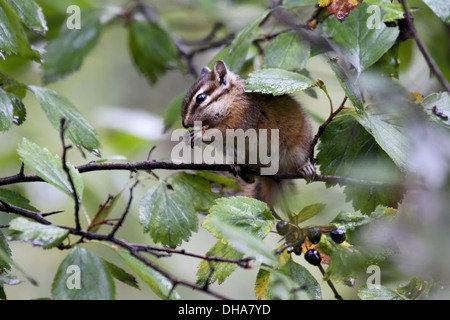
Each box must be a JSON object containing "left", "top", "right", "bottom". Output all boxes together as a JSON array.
[{"left": 241, "top": 176, "right": 291, "bottom": 209}]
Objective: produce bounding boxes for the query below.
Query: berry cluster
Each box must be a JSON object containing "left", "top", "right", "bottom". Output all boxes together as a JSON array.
[{"left": 275, "top": 221, "right": 346, "bottom": 267}]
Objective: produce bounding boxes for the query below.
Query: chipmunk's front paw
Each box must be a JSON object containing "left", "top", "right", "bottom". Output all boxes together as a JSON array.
[{"left": 298, "top": 163, "right": 316, "bottom": 183}]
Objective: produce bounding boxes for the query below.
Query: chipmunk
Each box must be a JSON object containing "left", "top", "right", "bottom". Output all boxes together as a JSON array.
[{"left": 181, "top": 60, "right": 315, "bottom": 205}]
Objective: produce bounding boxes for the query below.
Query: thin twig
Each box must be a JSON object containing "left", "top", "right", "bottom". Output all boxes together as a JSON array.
[
  {"left": 60, "top": 118, "right": 81, "bottom": 231},
  {"left": 107, "top": 180, "right": 139, "bottom": 239},
  {"left": 309, "top": 96, "right": 348, "bottom": 163},
  {"left": 399, "top": 0, "right": 450, "bottom": 92}
]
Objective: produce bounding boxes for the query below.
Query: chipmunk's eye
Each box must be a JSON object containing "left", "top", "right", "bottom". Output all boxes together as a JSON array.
[{"left": 196, "top": 93, "right": 207, "bottom": 104}]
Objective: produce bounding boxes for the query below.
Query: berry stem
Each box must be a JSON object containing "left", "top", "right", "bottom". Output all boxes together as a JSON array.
[{"left": 318, "top": 264, "right": 343, "bottom": 300}]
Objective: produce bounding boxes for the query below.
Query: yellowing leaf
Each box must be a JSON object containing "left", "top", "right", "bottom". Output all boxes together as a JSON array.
[{"left": 319, "top": 0, "right": 363, "bottom": 21}]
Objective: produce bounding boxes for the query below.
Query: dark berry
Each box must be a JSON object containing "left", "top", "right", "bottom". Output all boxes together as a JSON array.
[
  {"left": 276, "top": 221, "right": 290, "bottom": 236},
  {"left": 330, "top": 228, "right": 346, "bottom": 244},
  {"left": 306, "top": 227, "right": 322, "bottom": 244},
  {"left": 304, "top": 249, "right": 321, "bottom": 266}
]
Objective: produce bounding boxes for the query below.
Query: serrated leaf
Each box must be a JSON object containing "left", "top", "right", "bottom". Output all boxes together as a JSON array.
[
  {"left": 207, "top": 216, "right": 278, "bottom": 266},
  {"left": 139, "top": 181, "right": 198, "bottom": 248},
  {"left": 316, "top": 111, "right": 403, "bottom": 214},
  {"left": 28, "top": 86, "right": 100, "bottom": 154},
  {"left": 0, "top": 0, "right": 40, "bottom": 60},
  {"left": 322, "top": 2, "right": 399, "bottom": 72},
  {"left": 6, "top": 0, "right": 47, "bottom": 34},
  {"left": 169, "top": 172, "right": 221, "bottom": 211},
  {"left": 102, "top": 259, "right": 140, "bottom": 290},
  {"left": 52, "top": 246, "right": 115, "bottom": 300},
  {"left": 246, "top": 68, "right": 314, "bottom": 96},
  {"left": 0, "top": 88, "right": 13, "bottom": 131},
  {"left": 328, "top": 57, "right": 364, "bottom": 112},
  {"left": 421, "top": 92, "right": 450, "bottom": 129},
  {"left": 8, "top": 217, "right": 69, "bottom": 249},
  {"left": 114, "top": 248, "right": 179, "bottom": 299},
  {"left": 364, "top": 0, "right": 405, "bottom": 22},
  {"left": 196, "top": 240, "right": 244, "bottom": 285},
  {"left": 318, "top": 232, "right": 367, "bottom": 283},
  {"left": 128, "top": 14, "right": 180, "bottom": 84},
  {"left": 42, "top": 10, "right": 102, "bottom": 84},
  {"left": 271, "top": 258, "right": 322, "bottom": 300},
  {"left": 10, "top": 94, "right": 26, "bottom": 125},
  {"left": 204, "top": 196, "right": 274, "bottom": 239},
  {"left": 17, "top": 138, "right": 84, "bottom": 199},
  {"left": 263, "top": 31, "right": 310, "bottom": 71},
  {"left": 421, "top": 0, "right": 450, "bottom": 24}
]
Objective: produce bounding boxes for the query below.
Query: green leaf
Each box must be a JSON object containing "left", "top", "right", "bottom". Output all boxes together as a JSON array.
[
  {"left": 322, "top": 2, "right": 399, "bottom": 73},
  {"left": 421, "top": 92, "right": 450, "bottom": 129},
  {"left": 0, "top": 188, "right": 38, "bottom": 213},
  {"left": 0, "top": 0, "right": 40, "bottom": 60},
  {"left": 163, "top": 91, "right": 185, "bottom": 131},
  {"left": 17, "top": 138, "right": 84, "bottom": 198},
  {"left": 364, "top": 0, "right": 405, "bottom": 22},
  {"left": 8, "top": 217, "right": 69, "bottom": 249},
  {"left": 396, "top": 276, "right": 434, "bottom": 300},
  {"left": 195, "top": 171, "right": 240, "bottom": 190},
  {"left": 328, "top": 57, "right": 364, "bottom": 112},
  {"left": 293, "top": 203, "right": 326, "bottom": 224},
  {"left": 169, "top": 172, "right": 221, "bottom": 211},
  {"left": 196, "top": 240, "right": 244, "bottom": 285},
  {"left": 421, "top": 0, "right": 450, "bottom": 24},
  {"left": 211, "top": 9, "right": 271, "bottom": 73},
  {"left": 139, "top": 181, "right": 198, "bottom": 248},
  {"left": 316, "top": 111, "right": 403, "bottom": 214},
  {"left": 0, "top": 88, "right": 13, "bottom": 131},
  {"left": 263, "top": 31, "right": 310, "bottom": 71},
  {"left": 114, "top": 248, "right": 179, "bottom": 299},
  {"left": 6, "top": 0, "right": 47, "bottom": 34},
  {"left": 204, "top": 196, "right": 274, "bottom": 239},
  {"left": 318, "top": 232, "right": 367, "bottom": 283},
  {"left": 358, "top": 284, "right": 404, "bottom": 300},
  {"left": 102, "top": 259, "right": 140, "bottom": 290},
  {"left": 51, "top": 246, "right": 115, "bottom": 300},
  {"left": 0, "top": 231, "right": 12, "bottom": 270},
  {"left": 245, "top": 68, "right": 314, "bottom": 96},
  {"left": 268, "top": 258, "right": 322, "bottom": 300},
  {"left": 28, "top": 86, "right": 100, "bottom": 154},
  {"left": 355, "top": 103, "right": 410, "bottom": 172},
  {"left": 206, "top": 216, "right": 278, "bottom": 266},
  {"left": 10, "top": 94, "right": 26, "bottom": 125},
  {"left": 128, "top": 14, "right": 180, "bottom": 84},
  {"left": 42, "top": 10, "right": 102, "bottom": 84}
]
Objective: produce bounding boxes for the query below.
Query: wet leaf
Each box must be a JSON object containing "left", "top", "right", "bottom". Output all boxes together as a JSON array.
[
  {"left": 51, "top": 246, "right": 115, "bottom": 300},
  {"left": 139, "top": 181, "right": 198, "bottom": 248},
  {"left": 8, "top": 217, "right": 69, "bottom": 249},
  {"left": 114, "top": 247, "right": 179, "bottom": 299},
  {"left": 246, "top": 68, "right": 314, "bottom": 96}
]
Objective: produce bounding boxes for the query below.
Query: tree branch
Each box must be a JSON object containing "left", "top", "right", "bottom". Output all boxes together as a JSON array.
[{"left": 399, "top": 0, "right": 450, "bottom": 92}]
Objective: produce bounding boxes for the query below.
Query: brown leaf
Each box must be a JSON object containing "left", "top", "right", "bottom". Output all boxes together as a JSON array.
[{"left": 319, "top": 0, "right": 363, "bottom": 21}]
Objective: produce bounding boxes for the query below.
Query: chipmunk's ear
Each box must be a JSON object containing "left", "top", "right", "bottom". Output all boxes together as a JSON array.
[
  {"left": 212, "top": 60, "right": 229, "bottom": 86},
  {"left": 200, "top": 66, "right": 211, "bottom": 77}
]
